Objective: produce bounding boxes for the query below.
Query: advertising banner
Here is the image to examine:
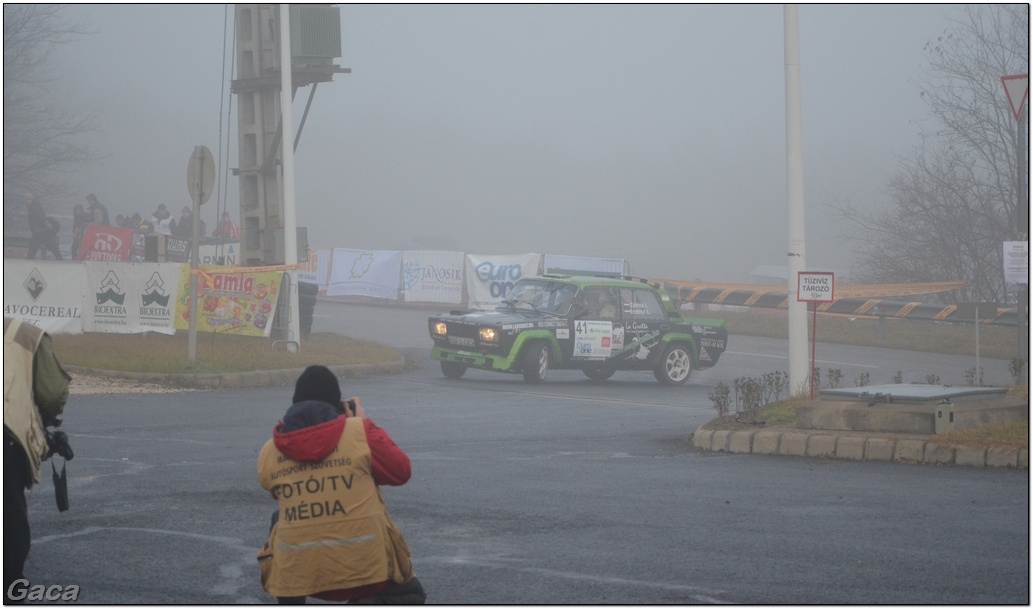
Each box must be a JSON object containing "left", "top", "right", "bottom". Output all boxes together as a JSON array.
[
  {"left": 327, "top": 249, "right": 402, "bottom": 300},
  {"left": 298, "top": 248, "right": 331, "bottom": 290},
  {"left": 465, "top": 253, "right": 541, "bottom": 310},
  {"left": 543, "top": 254, "right": 627, "bottom": 276},
  {"left": 78, "top": 225, "right": 134, "bottom": 261},
  {"left": 173, "top": 265, "right": 283, "bottom": 337},
  {"left": 82, "top": 262, "right": 181, "bottom": 334},
  {"left": 402, "top": 250, "right": 465, "bottom": 304},
  {"left": 2, "top": 260, "right": 84, "bottom": 334}
]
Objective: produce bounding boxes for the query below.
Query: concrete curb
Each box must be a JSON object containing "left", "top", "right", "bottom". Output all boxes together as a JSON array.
[
  {"left": 65, "top": 357, "right": 407, "bottom": 390},
  {"left": 691, "top": 427, "right": 1028, "bottom": 470}
]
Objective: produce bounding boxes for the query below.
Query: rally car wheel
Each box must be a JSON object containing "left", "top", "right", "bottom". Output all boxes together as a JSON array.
[
  {"left": 522, "top": 342, "right": 550, "bottom": 383},
  {"left": 440, "top": 361, "right": 467, "bottom": 379},
  {"left": 654, "top": 343, "right": 693, "bottom": 385},
  {"left": 583, "top": 366, "right": 616, "bottom": 382}
]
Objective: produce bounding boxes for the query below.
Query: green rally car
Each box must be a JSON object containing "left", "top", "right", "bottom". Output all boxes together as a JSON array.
[{"left": 428, "top": 274, "right": 728, "bottom": 384}]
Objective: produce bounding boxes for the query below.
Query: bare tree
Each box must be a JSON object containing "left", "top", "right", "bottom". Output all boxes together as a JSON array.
[
  {"left": 3, "top": 4, "right": 95, "bottom": 228},
  {"left": 834, "top": 5, "right": 1028, "bottom": 304}
]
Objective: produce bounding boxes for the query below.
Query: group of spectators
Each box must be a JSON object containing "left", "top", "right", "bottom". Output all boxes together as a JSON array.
[{"left": 24, "top": 193, "right": 241, "bottom": 260}]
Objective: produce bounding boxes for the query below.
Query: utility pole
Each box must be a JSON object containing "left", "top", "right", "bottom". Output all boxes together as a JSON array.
[{"left": 784, "top": 5, "right": 809, "bottom": 395}]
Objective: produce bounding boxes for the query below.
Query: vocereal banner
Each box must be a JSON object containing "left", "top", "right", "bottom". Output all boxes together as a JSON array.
[
  {"left": 327, "top": 249, "right": 402, "bottom": 300},
  {"left": 173, "top": 266, "right": 283, "bottom": 337},
  {"left": 465, "top": 253, "right": 541, "bottom": 310},
  {"left": 3, "top": 260, "right": 84, "bottom": 334},
  {"left": 402, "top": 250, "right": 465, "bottom": 304},
  {"left": 82, "top": 262, "right": 181, "bottom": 334}
]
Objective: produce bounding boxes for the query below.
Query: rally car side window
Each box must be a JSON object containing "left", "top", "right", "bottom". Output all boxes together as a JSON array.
[
  {"left": 620, "top": 288, "right": 666, "bottom": 320},
  {"left": 576, "top": 287, "right": 620, "bottom": 320}
]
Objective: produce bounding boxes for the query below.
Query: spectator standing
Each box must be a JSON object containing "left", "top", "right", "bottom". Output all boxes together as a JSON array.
[
  {"left": 171, "top": 206, "right": 194, "bottom": 238},
  {"left": 24, "top": 194, "right": 63, "bottom": 260},
  {"left": 151, "top": 204, "right": 172, "bottom": 236},
  {"left": 85, "top": 194, "right": 109, "bottom": 226},
  {"left": 4, "top": 317, "right": 72, "bottom": 602},
  {"left": 212, "top": 211, "right": 240, "bottom": 240},
  {"left": 70, "top": 204, "right": 89, "bottom": 259}
]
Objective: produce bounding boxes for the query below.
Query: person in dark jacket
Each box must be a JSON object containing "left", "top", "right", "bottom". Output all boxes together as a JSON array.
[
  {"left": 257, "top": 365, "right": 425, "bottom": 604},
  {"left": 24, "top": 194, "right": 62, "bottom": 260}
]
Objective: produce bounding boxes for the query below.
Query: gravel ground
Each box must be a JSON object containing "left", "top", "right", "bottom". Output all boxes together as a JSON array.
[{"left": 68, "top": 372, "right": 196, "bottom": 395}]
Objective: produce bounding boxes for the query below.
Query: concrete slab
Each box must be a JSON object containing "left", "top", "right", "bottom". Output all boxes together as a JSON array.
[
  {"left": 894, "top": 439, "right": 926, "bottom": 463},
  {"left": 727, "top": 430, "right": 755, "bottom": 454},
  {"left": 779, "top": 431, "right": 809, "bottom": 456},
  {"left": 865, "top": 437, "right": 895, "bottom": 462},
  {"left": 796, "top": 394, "right": 1026, "bottom": 435},
  {"left": 835, "top": 436, "right": 866, "bottom": 461},
  {"left": 805, "top": 434, "right": 837, "bottom": 458},
  {"left": 752, "top": 430, "right": 782, "bottom": 454}
]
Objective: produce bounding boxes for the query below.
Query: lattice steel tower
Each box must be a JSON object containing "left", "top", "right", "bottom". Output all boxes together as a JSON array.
[{"left": 231, "top": 4, "right": 348, "bottom": 266}]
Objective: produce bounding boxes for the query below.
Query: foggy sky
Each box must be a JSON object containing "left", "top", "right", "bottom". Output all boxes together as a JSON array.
[{"left": 52, "top": 3, "right": 961, "bottom": 282}]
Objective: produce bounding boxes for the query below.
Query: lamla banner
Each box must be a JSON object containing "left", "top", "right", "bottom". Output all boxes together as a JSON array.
[{"left": 173, "top": 265, "right": 283, "bottom": 337}]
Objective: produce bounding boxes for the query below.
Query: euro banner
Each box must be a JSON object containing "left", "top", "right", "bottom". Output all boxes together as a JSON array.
[
  {"left": 173, "top": 265, "right": 283, "bottom": 337},
  {"left": 465, "top": 253, "right": 542, "bottom": 310}
]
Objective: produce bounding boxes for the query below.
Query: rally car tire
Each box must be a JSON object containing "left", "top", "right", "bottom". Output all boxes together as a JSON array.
[
  {"left": 654, "top": 343, "right": 693, "bottom": 385},
  {"left": 440, "top": 361, "right": 467, "bottom": 379},
  {"left": 583, "top": 366, "right": 616, "bottom": 382},
  {"left": 522, "top": 342, "right": 550, "bottom": 383}
]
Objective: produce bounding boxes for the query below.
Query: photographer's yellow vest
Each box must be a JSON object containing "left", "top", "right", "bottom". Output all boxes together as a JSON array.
[
  {"left": 4, "top": 318, "right": 49, "bottom": 486},
  {"left": 256, "top": 418, "right": 414, "bottom": 597}
]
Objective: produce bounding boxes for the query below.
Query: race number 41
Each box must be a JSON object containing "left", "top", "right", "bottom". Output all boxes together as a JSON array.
[{"left": 797, "top": 271, "right": 835, "bottom": 303}]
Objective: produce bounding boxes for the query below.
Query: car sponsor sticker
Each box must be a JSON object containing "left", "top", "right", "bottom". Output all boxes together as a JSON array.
[{"left": 574, "top": 320, "right": 612, "bottom": 358}]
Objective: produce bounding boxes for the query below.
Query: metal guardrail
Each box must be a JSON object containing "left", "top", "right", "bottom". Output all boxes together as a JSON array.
[{"left": 656, "top": 281, "right": 1024, "bottom": 327}]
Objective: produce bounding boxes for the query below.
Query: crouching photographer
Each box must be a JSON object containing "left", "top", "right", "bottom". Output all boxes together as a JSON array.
[{"left": 4, "top": 317, "right": 72, "bottom": 603}]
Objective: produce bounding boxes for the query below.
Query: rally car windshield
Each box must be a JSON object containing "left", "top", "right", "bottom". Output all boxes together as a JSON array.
[{"left": 498, "top": 280, "right": 578, "bottom": 316}]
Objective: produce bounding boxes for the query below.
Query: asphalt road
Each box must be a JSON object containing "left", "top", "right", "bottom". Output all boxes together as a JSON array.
[{"left": 19, "top": 302, "right": 1029, "bottom": 604}]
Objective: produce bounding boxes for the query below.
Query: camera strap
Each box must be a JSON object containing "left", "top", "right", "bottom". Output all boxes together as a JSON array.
[{"left": 52, "top": 459, "right": 69, "bottom": 512}]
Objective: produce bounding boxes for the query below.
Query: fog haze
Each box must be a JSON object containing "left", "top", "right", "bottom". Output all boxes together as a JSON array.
[{"left": 54, "top": 4, "right": 958, "bottom": 282}]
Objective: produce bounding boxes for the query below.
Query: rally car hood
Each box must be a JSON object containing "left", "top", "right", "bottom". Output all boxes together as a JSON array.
[{"left": 431, "top": 308, "right": 556, "bottom": 325}]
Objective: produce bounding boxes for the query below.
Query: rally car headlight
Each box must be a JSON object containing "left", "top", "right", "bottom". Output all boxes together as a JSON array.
[
  {"left": 433, "top": 322, "right": 448, "bottom": 336},
  {"left": 479, "top": 327, "right": 498, "bottom": 342}
]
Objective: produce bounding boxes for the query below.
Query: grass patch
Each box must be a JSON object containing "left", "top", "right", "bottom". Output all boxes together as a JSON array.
[
  {"left": 934, "top": 421, "right": 1029, "bottom": 451},
  {"left": 758, "top": 399, "right": 801, "bottom": 424},
  {"left": 53, "top": 332, "right": 403, "bottom": 375}
]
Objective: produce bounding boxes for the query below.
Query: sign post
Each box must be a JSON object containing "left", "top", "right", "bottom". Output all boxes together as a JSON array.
[
  {"left": 186, "top": 146, "right": 215, "bottom": 361},
  {"left": 1001, "top": 74, "right": 1028, "bottom": 380},
  {"left": 798, "top": 271, "right": 835, "bottom": 399}
]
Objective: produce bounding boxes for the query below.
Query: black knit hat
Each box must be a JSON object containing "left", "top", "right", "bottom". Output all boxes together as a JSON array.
[{"left": 292, "top": 365, "right": 341, "bottom": 406}]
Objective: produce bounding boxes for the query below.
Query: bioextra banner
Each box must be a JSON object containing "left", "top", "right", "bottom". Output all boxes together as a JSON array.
[
  {"left": 327, "top": 249, "right": 402, "bottom": 300},
  {"left": 402, "top": 250, "right": 465, "bottom": 304},
  {"left": 465, "top": 253, "right": 541, "bottom": 310},
  {"left": 2, "top": 260, "right": 84, "bottom": 334},
  {"left": 173, "top": 265, "right": 283, "bottom": 337},
  {"left": 82, "top": 262, "right": 181, "bottom": 334}
]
